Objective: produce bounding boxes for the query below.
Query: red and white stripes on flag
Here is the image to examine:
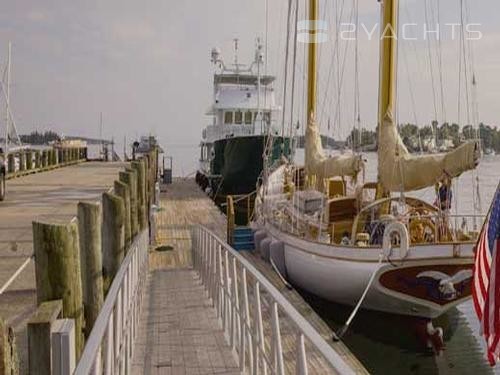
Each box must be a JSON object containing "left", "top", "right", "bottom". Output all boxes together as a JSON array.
[{"left": 473, "top": 185, "right": 500, "bottom": 366}]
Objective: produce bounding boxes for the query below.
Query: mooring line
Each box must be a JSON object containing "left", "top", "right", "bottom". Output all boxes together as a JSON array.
[{"left": 0, "top": 255, "right": 34, "bottom": 295}]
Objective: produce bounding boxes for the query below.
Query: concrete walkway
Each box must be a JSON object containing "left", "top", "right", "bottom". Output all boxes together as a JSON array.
[{"left": 132, "top": 269, "right": 239, "bottom": 375}]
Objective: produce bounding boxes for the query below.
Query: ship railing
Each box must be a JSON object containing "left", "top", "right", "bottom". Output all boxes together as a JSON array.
[
  {"left": 74, "top": 230, "right": 149, "bottom": 375},
  {"left": 276, "top": 208, "right": 485, "bottom": 247},
  {"left": 192, "top": 225, "right": 356, "bottom": 375},
  {"left": 336, "top": 213, "right": 485, "bottom": 246},
  {"left": 204, "top": 124, "right": 255, "bottom": 140}
]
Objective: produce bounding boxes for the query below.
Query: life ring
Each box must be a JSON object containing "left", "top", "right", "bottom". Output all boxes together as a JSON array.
[{"left": 382, "top": 221, "right": 410, "bottom": 259}]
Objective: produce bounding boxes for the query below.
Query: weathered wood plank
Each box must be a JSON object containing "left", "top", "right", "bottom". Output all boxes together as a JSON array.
[
  {"left": 27, "top": 300, "right": 62, "bottom": 375},
  {"left": 77, "top": 201, "right": 104, "bottom": 338},
  {"left": 102, "top": 192, "right": 125, "bottom": 292},
  {"left": 32, "top": 219, "right": 84, "bottom": 358},
  {"left": 150, "top": 177, "right": 366, "bottom": 374}
]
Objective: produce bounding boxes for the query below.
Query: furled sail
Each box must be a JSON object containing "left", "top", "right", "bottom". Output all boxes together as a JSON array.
[
  {"left": 305, "top": 115, "right": 364, "bottom": 187},
  {"left": 378, "top": 111, "right": 480, "bottom": 192}
]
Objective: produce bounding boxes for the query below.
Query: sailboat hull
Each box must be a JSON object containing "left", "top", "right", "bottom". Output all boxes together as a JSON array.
[{"left": 261, "top": 223, "right": 474, "bottom": 319}]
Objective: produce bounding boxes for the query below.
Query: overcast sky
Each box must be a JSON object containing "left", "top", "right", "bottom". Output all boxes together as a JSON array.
[{"left": 0, "top": 1, "right": 498, "bottom": 173}]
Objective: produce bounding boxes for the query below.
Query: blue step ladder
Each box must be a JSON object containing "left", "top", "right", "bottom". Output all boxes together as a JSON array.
[{"left": 231, "top": 226, "right": 254, "bottom": 251}]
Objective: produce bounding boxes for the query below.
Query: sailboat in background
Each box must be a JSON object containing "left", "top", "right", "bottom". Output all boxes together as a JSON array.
[
  {"left": 1, "top": 42, "right": 24, "bottom": 201},
  {"left": 253, "top": 0, "right": 481, "bottom": 329}
]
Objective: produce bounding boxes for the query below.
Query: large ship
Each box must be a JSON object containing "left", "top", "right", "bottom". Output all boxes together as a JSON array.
[{"left": 196, "top": 40, "right": 288, "bottom": 223}]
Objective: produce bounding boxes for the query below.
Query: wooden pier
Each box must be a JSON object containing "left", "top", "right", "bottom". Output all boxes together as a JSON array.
[
  {"left": 0, "top": 157, "right": 366, "bottom": 374},
  {"left": 143, "top": 178, "right": 367, "bottom": 374},
  {"left": 0, "top": 161, "right": 126, "bottom": 372}
]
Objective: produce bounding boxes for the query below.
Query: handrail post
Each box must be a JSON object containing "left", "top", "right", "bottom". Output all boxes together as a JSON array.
[
  {"left": 240, "top": 268, "right": 253, "bottom": 373},
  {"left": 231, "top": 257, "right": 240, "bottom": 351},
  {"left": 271, "top": 302, "right": 285, "bottom": 375},
  {"left": 253, "top": 281, "right": 266, "bottom": 375},
  {"left": 196, "top": 227, "right": 201, "bottom": 270},
  {"left": 218, "top": 244, "right": 224, "bottom": 317},
  {"left": 205, "top": 232, "right": 211, "bottom": 289},
  {"left": 204, "top": 232, "right": 209, "bottom": 288},
  {"left": 104, "top": 300, "right": 114, "bottom": 374},
  {"left": 201, "top": 231, "right": 207, "bottom": 284},
  {"left": 224, "top": 251, "right": 231, "bottom": 337},
  {"left": 207, "top": 234, "right": 211, "bottom": 292},
  {"left": 296, "top": 333, "right": 308, "bottom": 375},
  {"left": 239, "top": 269, "right": 246, "bottom": 372},
  {"left": 208, "top": 236, "right": 215, "bottom": 303},
  {"left": 114, "top": 290, "right": 122, "bottom": 371},
  {"left": 192, "top": 227, "right": 197, "bottom": 269},
  {"left": 213, "top": 240, "right": 219, "bottom": 310}
]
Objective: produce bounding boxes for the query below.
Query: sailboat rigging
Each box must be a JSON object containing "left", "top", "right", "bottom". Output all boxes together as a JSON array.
[{"left": 253, "top": 0, "right": 482, "bottom": 330}]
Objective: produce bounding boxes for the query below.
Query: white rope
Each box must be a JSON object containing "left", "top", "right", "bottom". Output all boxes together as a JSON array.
[
  {"left": 0, "top": 255, "right": 33, "bottom": 295},
  {"left": 333, "top": 249, "right": 384, "bottom": 340}
]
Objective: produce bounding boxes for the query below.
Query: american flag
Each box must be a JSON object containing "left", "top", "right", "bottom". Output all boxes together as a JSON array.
[{"left": 473, "top": 184, "right": 500, "bottom": 365}]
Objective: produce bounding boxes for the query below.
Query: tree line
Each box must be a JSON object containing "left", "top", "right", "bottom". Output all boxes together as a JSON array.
[
  {"left": 19, "top": 131, "right": 61, "bottom": 145},
  {"left": 347, "top": 122, "right": 500, "bottom": 153}
]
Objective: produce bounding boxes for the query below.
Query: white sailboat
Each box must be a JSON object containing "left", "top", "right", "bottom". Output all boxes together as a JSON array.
[{"left": 253, "top": 0, "right": 481, "bottom": 325}]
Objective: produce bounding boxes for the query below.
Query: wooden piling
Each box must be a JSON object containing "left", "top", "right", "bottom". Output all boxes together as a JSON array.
[
  {"left": 77, "top": 202, "right": 104, "bottom": 338},
  {"left": 34, "top": 151, "right": 41, "bottom": 169},
  {"left": 26, "top": 151, "right": 33, "bottom": 170},
  {"left": 102, "top": 192, "right": 125, "bottom": 293},
  {"left": 32, "top": 219, "right": 85, "bottom": 357},
  {"left": 132, "top": 160, "right": 147, "bottom": 230},
  {"left": 27, "top": 300, "right": 62, "bottom": 375},
  {"left": 119, "top": 170, "right": 138, "bottom": 238},
  {"left": 50, "top": 150, "right": 56, "bottom": 166},
  {"left": 114, "top": 180, "right": 132, "bottom": 248},
  {"left": 0, "top": 317, "right": 18, "bottom": 375},
  {"left": 143, "top": 156, "right": 150, "bottom": 211},
  {"left": 18, "top": 153, "right": 25, "bottom": 172},
  {"left": 7, "top": 155, "right": 14, "bottom": 174},
  {"left": 41, "top": 151, "right": 48, "bottom": 168}
]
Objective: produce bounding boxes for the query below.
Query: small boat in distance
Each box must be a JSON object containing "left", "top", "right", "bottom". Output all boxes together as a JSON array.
[{"left": 196, "top": 40, "right": 289, "bottom": 223}]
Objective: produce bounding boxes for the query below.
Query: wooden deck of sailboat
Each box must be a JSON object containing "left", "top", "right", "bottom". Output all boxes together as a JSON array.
[{"left": 148, "top": 177, "right": 367, "bottom": 374}]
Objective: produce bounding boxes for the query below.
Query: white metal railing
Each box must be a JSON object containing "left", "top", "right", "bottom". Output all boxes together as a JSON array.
[
  {"left": 74, "top": 230, "right": 149, "bottom": 375},
  {"left": 203, "top": 121, "right": 280, "bottom": 143},
  {"left": 192, "top": 225, "right": 356, "bottom": 375}
]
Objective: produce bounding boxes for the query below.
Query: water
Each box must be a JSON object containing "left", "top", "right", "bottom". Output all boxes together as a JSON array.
[
  {"left": 173, "top": 144, "right": 500, "bottom": 373},
  {"left": 298, "top": 152, "right": 500, "bottom": 374}
]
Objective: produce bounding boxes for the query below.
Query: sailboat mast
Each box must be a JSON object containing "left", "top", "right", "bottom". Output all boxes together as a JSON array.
[
  {"left": 4, "top": 42, "right": 11, "bottom": 154},
  {"left": 307, "top": 0, "right": 318, "bottom": 122},
  {"left": 378, "top": 0, "right": 398, "bottom": 131},
  {"left": 377, "top": 0, "right": 398, "bottom": 197}
]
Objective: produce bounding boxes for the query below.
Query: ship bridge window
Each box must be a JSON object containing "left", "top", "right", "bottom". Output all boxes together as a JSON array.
[
  {"left": 235, "top": 111, "right": 243, "bottom": 124},
  {"left": 244, "top": 111, "right": 252, "bottom": 124},
  {"left": 224, "top": 111, "right": 233, "bottom": 124}
]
